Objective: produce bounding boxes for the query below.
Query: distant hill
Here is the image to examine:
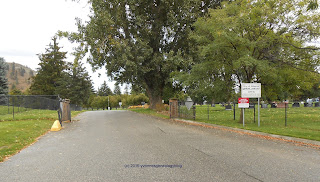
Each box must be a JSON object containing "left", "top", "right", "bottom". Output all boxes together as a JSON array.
[{"left": 5, "top": 62, "right": 36, "bottom": 93}]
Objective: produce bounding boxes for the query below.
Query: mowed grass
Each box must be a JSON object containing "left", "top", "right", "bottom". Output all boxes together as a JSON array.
[
  {"left": 0, "top": 105, "right": 29, "bottom": 115},
  {"left": 131, "top": 105, "right": 320, "bottom": 141},
  {"left": 0, "top": 108, "right": 84, "bottom": 162},
  {"left": 130, "top": 108, "right": 170, "bottom": 119}
]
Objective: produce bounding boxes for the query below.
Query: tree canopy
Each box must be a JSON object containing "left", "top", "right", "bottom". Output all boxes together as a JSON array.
[
  {"left": 30, "top": 37, "right": 67, "bottom": 95},
  {"left": 97, "top": 81, "right": 113, "bottom": 96},
  {"left": 30, "top": 37, "right": 93, "bottom": 105},
  {"left": 176, "top": 0, "right": 320, "bottom": 102},
  {"left": 57, "top": 60, "right": 93, "bottom": 106},
  {"left": 61, "top": 0, "right": 222, "bottom": 109}
]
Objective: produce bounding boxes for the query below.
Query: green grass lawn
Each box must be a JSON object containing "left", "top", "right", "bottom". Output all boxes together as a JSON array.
[
  {"left": 0, "top": 105, "right": 29, "bottom": 115},
  {"left": 131, "top": 105, "right": 320, "bottom": 141},
  {"left": 0, "top": 109, "right": 84, "bottom": 162},
  {"left": 130, "top": 108, "right": 170, "bottom": 119}
]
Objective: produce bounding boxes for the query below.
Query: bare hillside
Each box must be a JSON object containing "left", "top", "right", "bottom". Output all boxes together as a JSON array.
[{"left": 5, "top": 62, "right": 36, "bottom": 92}]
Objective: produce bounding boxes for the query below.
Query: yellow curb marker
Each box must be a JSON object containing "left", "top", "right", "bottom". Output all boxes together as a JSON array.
[{"left": 51, "top": 120, "right": 62, "bottom": 131}]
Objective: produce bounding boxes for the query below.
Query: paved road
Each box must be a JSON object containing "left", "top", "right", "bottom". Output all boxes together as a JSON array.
[{"left": 1, "top": 110, "right": 320, "bottom": 182}]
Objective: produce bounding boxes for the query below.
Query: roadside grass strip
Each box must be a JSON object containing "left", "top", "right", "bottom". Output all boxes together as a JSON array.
[
  {"left": 131, "top": 106, "right": 320, "bottom": 142},
  {"left": 0, "top": 109, "right": 84, "bottom": 162}
]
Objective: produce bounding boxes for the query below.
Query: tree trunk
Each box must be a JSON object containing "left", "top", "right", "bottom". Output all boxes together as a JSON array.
[{"left": 145, "top": 84, "right": 164, "bottom": 111}]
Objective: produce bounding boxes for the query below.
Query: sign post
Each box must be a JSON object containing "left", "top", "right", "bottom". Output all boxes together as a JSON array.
[{"left": 241, "top": 83, "right": 261, "bottom": 127}]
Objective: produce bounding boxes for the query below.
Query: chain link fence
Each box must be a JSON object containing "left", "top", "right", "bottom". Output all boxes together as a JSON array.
[
  {"left": 0, "top": 95, "right": 82, "bottom": 119},
  {"left": 171, "top": 100, "right": 320, "bottom": 127}
]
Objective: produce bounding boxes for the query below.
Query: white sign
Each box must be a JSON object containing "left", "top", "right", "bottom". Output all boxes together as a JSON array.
[{"left": 241, "top": 83, "right": 261, "bottom": 98}]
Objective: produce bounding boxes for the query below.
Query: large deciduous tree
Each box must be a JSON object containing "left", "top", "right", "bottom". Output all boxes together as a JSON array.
[
  {"left": 179, "top": 0, "right": 320, "bottom": 101},
  {"left": 62, "top": 0, "right": 222, "bottom": 109}
]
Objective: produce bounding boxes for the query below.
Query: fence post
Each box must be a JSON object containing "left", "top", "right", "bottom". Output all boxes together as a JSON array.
[
  {"left": 193, "top": 106, "right": 196, "bottom": 120},
  {"left": 7, "top": 96, "right": 9, "bottom": 114},
  {"left": 169, "top": 102, "right": 172, "bottom": 119},
  {"left": 207, "top": 104, "right": 209, "bottom": 121},
  {"left": 12, "top": 97, "right": 14, "bottom": 120},
  {"left": 254, "top": 103, "right": 256, "bottom": 123},
  {"left": 233, "top": 102, "right": 236, "bottom": 120},
  {"left": 285, "top": 102, "right": 287, "bottom": 126}
]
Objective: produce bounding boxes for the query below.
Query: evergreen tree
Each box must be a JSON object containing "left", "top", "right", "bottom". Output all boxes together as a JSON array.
[
  {"left": 0, "top": 57, "right": 8, "bottom": 95},
  {"left": 29, "top": 70, "right": 34, "bottom": 77},
  {"left": 113, "top": 83, "right": 121, "bottom": 95},
  {"left": 10, "top": 62, "right": 15, "bottom": 79},
  {"left": 98, "top": 81, "right": 113, "bottom": 96},
  {"left": 19, "top": 68, "right": 25, "bottom": 77},
  {"left": 57, "top": 60, "right": 93, "bottom": 106},
  {"left": 30, "top": 37, "right": 67, "bottom": 95},
  {"left": 124, "top": 84, "right": 129, "bottom": 95}
]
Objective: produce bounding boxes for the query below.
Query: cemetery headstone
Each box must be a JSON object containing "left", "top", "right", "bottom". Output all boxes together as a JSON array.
[
  {"left": 277, "top": 102, "right": 288, "bottom": 108},
  {"left": 292, "top": 102, "right": 300, "bottom": 107},
  {"left": 304, "top": 103, "right": 313, "bottom": 107},
  {"left": 249, "top": 103, "right": 255, "bottom": 109},
  {"left": 225, "top": 105, "right": 232, "bottom": 110},
  {"left": 261, "top": 104, "right": 268, "bottom": 108}
]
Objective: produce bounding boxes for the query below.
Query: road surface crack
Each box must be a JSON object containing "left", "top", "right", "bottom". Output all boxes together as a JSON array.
[
  {"left": 157, "top": 127, "right": 166, "bottom": 134},
  {"left": 188, "top": 145, "right": 213, "bottom": 158},
  {"left": 242, "top": 171, "right": 264, "bottom": 182}
]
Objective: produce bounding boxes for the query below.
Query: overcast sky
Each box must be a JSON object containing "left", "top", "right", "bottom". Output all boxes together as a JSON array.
[{"left": 0, "top": 0, "right": 116, "bottom": 91}]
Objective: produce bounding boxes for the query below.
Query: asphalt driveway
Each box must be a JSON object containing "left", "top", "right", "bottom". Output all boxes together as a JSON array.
[{"left": 1, "top": 110, "right": 319, "bottom": 181}]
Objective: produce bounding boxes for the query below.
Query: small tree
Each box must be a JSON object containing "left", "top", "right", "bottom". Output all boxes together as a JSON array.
[
  {"left": 113, "top": 83, "right": 121, "bottom": 95},
  {"left": 98, "top": 81, "right": 113, "bottom": 96},
  {"left": 10, "top": 62, "right": 15, "bottom": 79}
]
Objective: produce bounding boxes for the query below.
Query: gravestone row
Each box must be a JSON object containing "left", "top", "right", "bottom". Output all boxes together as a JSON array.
[{"left": 215, "top": 102, "right": 320, "bottom": 110}]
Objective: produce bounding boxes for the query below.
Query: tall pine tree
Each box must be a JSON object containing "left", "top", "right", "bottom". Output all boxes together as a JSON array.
[
  {"left": 98, "top": 81, "right": 113, "bottom": 96},
  {"left": 113, "top": 83, "right": 121, "bottom": 96},
  {"left": 57, "top": 60, "right": 93, "bottom": 106},
  {"left": 30, "top": 37, "right": 67, "bottom": 95},
  {"left": 0, "top": 57, "right": 8, "bottom": 95}
]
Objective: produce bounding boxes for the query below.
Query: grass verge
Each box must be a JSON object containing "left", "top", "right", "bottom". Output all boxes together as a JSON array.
[
  {"left": 131, "top": 106, "right": 320, "bottom": 142},
  {"left": 129, "top": 108, "right": 170, "bottom": 119},
  {"left": 0, "top": 109, "right": 84, "bottom": 162}
]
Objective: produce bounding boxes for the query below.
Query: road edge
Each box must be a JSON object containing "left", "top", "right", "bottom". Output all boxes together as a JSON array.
[
  {"left": 129, "top": 110, "right": 320, "bottom": 150},
  {"left": 173, "top": 118, "right": 320, "bottom": 150}
]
